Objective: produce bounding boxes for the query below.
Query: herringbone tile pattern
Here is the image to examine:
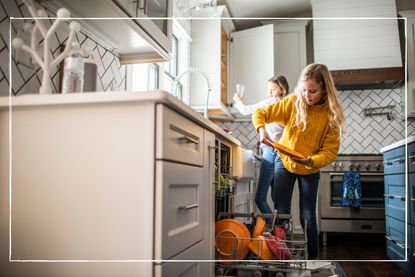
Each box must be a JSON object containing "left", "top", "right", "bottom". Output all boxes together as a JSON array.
[
  {"left": 220, "top": 87, "right": 414, "bottom": 154},
  {"left": 0, "top": 0, "right": 125, "bottom": 96}
]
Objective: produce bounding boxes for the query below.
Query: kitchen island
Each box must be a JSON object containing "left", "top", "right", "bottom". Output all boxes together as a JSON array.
[{"left": 0, "top": 91, "right": 242, "bottom": 277}]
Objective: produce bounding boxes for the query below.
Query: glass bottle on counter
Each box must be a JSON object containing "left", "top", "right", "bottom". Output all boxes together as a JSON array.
[{"left": 61, "top": 42, "right": 84, "bottom": 94}]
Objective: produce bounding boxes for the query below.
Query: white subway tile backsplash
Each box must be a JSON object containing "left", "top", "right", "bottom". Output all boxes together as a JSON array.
[
  {"left": 18, "top": 72, "right": 40, "bottom": 95},
  {"left": 0, "top": 2, "right": 6, "bottom": 21},
  {"left": 3, "top": 0, "right": 21, "bottom": 19},
  {"left": 101, "top": 52, "right": 114, "bottom": 72},
  {"left": 100, "top": 66, "right": 114, "bottom": 91},
  {"left": 0, "top": 79, "right": 9, "bottom": 97}
]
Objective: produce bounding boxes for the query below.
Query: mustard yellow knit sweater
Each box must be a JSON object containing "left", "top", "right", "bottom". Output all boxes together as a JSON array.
[{"left": 252, "top": 94, "right": 340, "bottom": 175}]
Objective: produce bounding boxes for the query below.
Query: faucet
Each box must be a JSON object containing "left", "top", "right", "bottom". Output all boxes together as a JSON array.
[{"left": 173, "top": 67, "right": 212, "bottom": 119}]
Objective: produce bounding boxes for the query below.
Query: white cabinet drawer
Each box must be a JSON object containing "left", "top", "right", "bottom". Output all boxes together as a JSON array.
[
  {"left": 154, "top": 241, "right": 209, "bottom": 277},
  {"left": 156, "top": 105, "right": 204, "bottom": 166},
  {"left": 155, "top": 161, "right": 205, "bottom": 260}
]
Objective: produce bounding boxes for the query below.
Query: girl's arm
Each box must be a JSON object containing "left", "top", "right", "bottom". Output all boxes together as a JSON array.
[
  {"left": 234, "top": 97, "right": 277, "bottom": 116},
  {"left": 252, "top": 96, "right": 290, "bottom": 131}
]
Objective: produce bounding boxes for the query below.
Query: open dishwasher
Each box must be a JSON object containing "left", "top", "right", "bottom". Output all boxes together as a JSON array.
[{"left": 215, "top": 212, "right": 345, "bottom": 277}]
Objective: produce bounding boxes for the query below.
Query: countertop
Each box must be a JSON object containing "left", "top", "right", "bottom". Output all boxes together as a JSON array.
[
  {"left": 0, "top": 90, "right": 241, "bottom": 146},
  {"left": 380, "top": 135, "right": 415, "bottom": 153}
]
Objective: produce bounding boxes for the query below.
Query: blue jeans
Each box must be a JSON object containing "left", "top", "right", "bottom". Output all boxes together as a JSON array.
[
  {"left": 255, "top": 145, "right": 277, "bottom": 222},
  {"left": 274, "top": 153, "right": 320, "bottom": 260}
]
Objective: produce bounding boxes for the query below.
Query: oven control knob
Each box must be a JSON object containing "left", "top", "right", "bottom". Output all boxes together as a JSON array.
[
  {"left": 355, "top": 163, "right": 361, "bottom": 171},
  {"left": 332, "top": 162, "right": 337, "bottom": 169},
  {"left": 348, "top": 163, "right": 355, "bottom": 170},
  {"left": 338, "top": 162, "right": 344, "bottom": 169},
  {"left": 365, "top": 163, "right": 371, "bottom": 170},
  {"left": 375, "top": 163, "right": 382, "bottom": 171}
]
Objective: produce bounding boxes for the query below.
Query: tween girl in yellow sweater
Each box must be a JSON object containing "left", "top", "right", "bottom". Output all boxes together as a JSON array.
[{"left": 252, "top": 63, "right": 346, "bottom": 259}]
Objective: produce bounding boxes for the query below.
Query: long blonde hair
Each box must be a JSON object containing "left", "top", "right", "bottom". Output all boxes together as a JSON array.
[{"left": 294, "top": 64, "right": 346, "bottom": 135}]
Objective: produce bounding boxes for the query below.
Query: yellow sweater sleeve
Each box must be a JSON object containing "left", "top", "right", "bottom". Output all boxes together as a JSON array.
[
  {"left": 252, "top": 95, "right": 291, "bottom": 132},
  {"left": 311, "top": 126, "right": 340, "bottom": 169}
]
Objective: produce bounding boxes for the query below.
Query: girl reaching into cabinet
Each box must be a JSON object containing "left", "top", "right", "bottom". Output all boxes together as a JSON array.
[
  {"left": 232, "top": 75, "right": 289, "bottom": 224},
  {"left": 252, "top": 63, "right": 346, "bottom": 259}
]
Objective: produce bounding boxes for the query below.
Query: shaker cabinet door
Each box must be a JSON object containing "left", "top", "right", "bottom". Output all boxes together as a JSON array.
[
  {"left": 229, "top": 24, "right": 274, "bottom": 105},
  {"left": 154, "top": 161, "right": 206, "bottom": 260}
]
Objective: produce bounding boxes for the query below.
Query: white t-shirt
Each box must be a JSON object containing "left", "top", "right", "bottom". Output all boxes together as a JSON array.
[{"left": 234, "top": 97, "right": 284, "bottom": 142}]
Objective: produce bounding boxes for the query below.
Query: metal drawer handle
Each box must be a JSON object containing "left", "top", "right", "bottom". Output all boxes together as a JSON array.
[
  {"left": 408, "top": 155, "right": 415, "bottom": 159},
  {"left": 330, "top": 172, "right": 383, "bottom": 177},
  {"left": 385, "top": 236, "right": 406, "bottom": 249},
  {"left": 411, "top": 198, "right": 415, "bottom": 202},
  {"left": 392, "top": 158, "right": 405, "bottom": 163},
  {"left": 384, "top": 194, "right": 406, "bottom": 201},
  {"left": 383, "top": 158, "right": 405, "bottom": 165},
  {"left": 396, "top": 242, "right": 406, "bottom": 249},
  {"left": 179, "top": 135, "right": 199, "bottom": 145},
  {"left": 178, "top": 203, "right": 199, "bottom": 210},
  {"left": 170, "top": 125, "right": 200, "bottom": 145}
]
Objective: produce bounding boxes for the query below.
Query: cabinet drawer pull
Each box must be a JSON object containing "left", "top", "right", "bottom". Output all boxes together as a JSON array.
[
  {"left": 408, "top": 155, "right": 415, "bottom": 159},
  {"left": 383, "top": 194, "right": 405, "bottom": 201},
  {"left": 396, "top": 242, "right": 406, "bottom": 249},
  {"left": 178, "top": 203, "right": 199, "bottom": 210},
  {"left": 392, "top": 158, "right": 405, "bottom": 163},
  {"left": 385, "top": 236, "right": 406, "bottom": 249},
  {"left": 411, "top": 198, "right": 415, "bottom": 202},
  {"left": 383, "top": 158, "right": 405, "bottom": 165},
  {"left": 179, "top": 135, "right": 199, "bottom": 145},
  {"left": 170, "top": 125, "right": 200, "bottom": 145}
]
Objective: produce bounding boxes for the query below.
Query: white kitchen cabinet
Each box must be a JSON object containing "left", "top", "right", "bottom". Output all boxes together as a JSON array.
[
  {"left": 189, "top": 6, "right": 235, "bottom": 117},
  {"left": 39, "top": 0, "right": 172, "bottom": 63},
  {"left": 229, "top": 20, "right": 309, "bottom": 109},
  {"left": 0, "top": 92, "right": 220, "bottom": 277},
  {"left": 229, "top": 24, "right": 274, "bottom": 106},
  {"left": 114, "top": 0, "right": 172, "bottom": 57},
  {"left": 400, "top": 11, "right": 415, "bottom": 117},
  {"left": 267, "top": 20, "right": 310, "bottom": 92}
]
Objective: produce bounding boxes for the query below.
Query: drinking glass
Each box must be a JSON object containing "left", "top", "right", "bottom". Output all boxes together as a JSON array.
[{"left": 236, "top": 84, "right": 245, "bottom": 98}]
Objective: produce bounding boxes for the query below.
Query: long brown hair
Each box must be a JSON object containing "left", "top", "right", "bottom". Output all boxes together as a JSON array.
[
  {"left": 294, "top": 64, "right": 346, "bottom": 135},
  {"left": 269, "top": 75, "right": 289, "bottom": 97}
]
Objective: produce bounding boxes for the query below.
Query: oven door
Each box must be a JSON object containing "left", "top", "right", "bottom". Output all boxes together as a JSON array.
[{"left": 320, "top": 172, "right": 385, "bottom": 219}]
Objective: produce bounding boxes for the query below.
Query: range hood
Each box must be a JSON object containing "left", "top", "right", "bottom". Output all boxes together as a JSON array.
[
  {"left": 311, "top": 0, "right": 404, "bottom": 90},
  {"left": 330, "top": 67, "right": 404, "bottom": 90}
]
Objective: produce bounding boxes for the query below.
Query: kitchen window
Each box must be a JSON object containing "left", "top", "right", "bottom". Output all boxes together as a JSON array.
[{"left": 127, "top": 20, "right": 190, "bottom": 102}]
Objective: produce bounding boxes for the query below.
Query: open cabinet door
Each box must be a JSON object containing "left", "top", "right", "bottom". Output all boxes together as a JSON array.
[{"left": 229, "top": 24, "right": 274, "bottom": 106}]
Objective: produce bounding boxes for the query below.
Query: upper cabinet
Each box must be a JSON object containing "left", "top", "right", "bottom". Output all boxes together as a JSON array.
[
  {"left": 39, "top": 0, "right": 172, "bottom": 63},
  {"left": 229, "top": 20, "right": 309, "bottom": 108},
  {"left": 189, "top": 6, "right": 235, "bottom": 118},
  {"left": 399, "top": 11, "right": 415, "bottom": 117},
  {"left": 229, "top": 24, "right": 274, "bottom": 107}
]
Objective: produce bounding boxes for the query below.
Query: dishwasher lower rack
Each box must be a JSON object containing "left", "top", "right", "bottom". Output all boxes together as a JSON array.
[{"left": 215, "top": 212, "right": 308, "bottom": 276}]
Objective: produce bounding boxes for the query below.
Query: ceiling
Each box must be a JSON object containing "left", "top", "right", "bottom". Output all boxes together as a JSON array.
[{"left": 217, "top": 0, "right": 312, "bottom": 30}]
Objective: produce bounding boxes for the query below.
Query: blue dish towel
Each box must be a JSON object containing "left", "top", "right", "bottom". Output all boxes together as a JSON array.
[{"left": 342, "top": 171, "right": 362, "bottom": 208}]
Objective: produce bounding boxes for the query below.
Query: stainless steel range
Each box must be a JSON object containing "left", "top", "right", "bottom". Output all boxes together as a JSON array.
[{"left": 319, "top": 154, "right": 385, "bottom": 245}]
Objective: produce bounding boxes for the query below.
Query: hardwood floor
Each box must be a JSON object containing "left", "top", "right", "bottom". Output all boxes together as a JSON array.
[{"left": 318, "top": 233, "right": 406, "bottom": 277}]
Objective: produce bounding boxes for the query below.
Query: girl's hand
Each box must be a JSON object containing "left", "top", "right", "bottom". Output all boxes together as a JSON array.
[
  {"left": 258, "top": 127, "right": 274, "bottom": 147},
  {"left": 233, "top": 92, "right": 243, "bottom": 102},
  {"left": 291, "top": 156, "right": 313, "bottom": 168}
]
